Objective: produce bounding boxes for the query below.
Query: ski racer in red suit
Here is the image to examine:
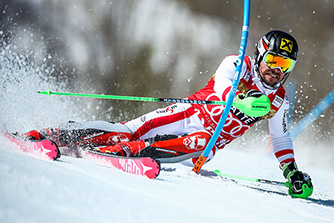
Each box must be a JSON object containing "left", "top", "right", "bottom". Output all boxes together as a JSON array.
[{"left": 25, "top": 30, "right": 312, "bottom": 197}]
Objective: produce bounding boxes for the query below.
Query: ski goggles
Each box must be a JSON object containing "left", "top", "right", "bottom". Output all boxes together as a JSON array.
[{"left": 263, "top": 51, "right": 296, "bottom": 73}]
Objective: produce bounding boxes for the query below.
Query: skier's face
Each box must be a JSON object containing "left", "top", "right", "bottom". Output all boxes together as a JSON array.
[{"left": 259, "top": 60, "right": 285, "bottom": 87}]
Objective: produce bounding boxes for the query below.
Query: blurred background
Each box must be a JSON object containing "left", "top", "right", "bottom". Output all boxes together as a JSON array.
[{"left": 0, "top": 0, "right": 333, "bottom": 168}]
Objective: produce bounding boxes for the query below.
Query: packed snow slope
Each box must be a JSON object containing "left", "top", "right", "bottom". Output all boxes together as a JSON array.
[
  {"left": 0, "top": 133, "right": 333, "bottom": 223},
  {"left": 0, "top": 32, "right": 333, "bottom": 223}
]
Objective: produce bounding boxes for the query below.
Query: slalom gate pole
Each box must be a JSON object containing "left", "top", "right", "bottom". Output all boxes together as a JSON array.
[
  {"left": 214, "top": 170, "right": 289, "bottom": 187},
  {"left": 290, "top": 88, "right": 334, "bottom": 140},
  {"left": 192, "top": 0, "right": 251, "bottom": 173}
]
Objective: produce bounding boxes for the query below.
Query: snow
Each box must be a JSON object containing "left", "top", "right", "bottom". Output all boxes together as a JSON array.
[
  {"left": 1, "top": 134, "right": 334, "bottom": 223},
  {"left": 1, "top": 33, "right": 333, "bottom": 223},
  {"left": 0, "top": 6, "right": 333, "bottom": 221},
  {"left": 1, "top": 1, "right": 333, "bottom": 222}
]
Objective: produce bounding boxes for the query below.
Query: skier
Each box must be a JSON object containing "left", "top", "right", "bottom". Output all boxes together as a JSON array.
[{"left": 24, "top": 30, "right": 312, "bottom": 197}]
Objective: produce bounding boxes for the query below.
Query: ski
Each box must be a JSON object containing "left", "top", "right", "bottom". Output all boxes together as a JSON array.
[
  {"left": 1, "top": 129, "right": 159, "bottom": 178},
  {"left": 2, "top": 130, "right": 60, "bottom": 161},
  {"left": 84, "top": 150, "right": 160, "bottom": 179}
]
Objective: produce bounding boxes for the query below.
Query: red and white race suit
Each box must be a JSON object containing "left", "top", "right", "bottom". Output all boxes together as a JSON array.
[{"left": 124, "top": 55, "right": 295, "bottom": 167}]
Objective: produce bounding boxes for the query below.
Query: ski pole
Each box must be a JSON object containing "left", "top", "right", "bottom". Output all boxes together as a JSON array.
[
  {"left": 38, "top": 89, "right": 270, "bottom": 117},
  {"left": 38, "top": 89, "right": 231, "bottom": 105},
  {"left": 215, "top": 170, "right": 314, "bottom": 199},
  {"left": 192, "top": 0, "right": 251, "bottom": 173},
  {"left": 214, "top": 170, "right": 289, "bottom": 187}
]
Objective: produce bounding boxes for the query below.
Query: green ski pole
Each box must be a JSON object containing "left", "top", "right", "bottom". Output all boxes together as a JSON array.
[
  {"left": 38, "top": 89, "right": 270, "bottom": 117},
  {"left": 214, "top": 170, "right": 313, "bottom": 199},
  {"left": 214, "top": 170, "right": 289, "bottom": 187}
]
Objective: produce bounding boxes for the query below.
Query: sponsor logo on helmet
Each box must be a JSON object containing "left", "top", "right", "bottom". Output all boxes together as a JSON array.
[{"left": 280, "top": 38, "right": 293, "bottom": 53}]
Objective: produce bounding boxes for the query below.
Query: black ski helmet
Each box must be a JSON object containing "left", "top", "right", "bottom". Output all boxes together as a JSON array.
[{"left": 254, "top": 30, "right": 298, "bottom": 89}]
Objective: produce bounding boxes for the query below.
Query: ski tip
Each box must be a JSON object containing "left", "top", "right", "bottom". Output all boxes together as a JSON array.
[
  {"left": 50, "top": 141, "right": 61, "bottom": 160},
  {"left": 40, "top": 140, "right": 61, "bottom": 161},
  {"left": 154, "top": 159, "right": 161, "bottom": 178},
  {"left": 142, "top": 158, "right": 160, "bottom": 179}
]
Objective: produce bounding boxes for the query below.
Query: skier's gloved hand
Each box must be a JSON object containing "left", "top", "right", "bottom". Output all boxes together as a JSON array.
[
  {"left": 282, "top": 162, "right": 313, "bottom": 198},
  {"left": 233, "top": 89, "right": 270, "bottom": 117}
]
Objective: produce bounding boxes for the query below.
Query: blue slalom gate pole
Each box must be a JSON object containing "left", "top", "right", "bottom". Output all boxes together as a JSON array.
[
  {"left": 286, "top": 80, "right": 298, "bottom": 124},
  {"left": 193, "top": 0, "right": 251, "bottom": 173},
  {"left": 291, "top": 88, "right": 334, "bottom": 140}
]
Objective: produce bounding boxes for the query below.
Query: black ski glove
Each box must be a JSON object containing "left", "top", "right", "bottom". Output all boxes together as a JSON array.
[
  {"left": 234, "top": 89, "right": 263, "bottom": 101},
  {"left": 282, "top": 162, "right": 313, "bottom": 198}
]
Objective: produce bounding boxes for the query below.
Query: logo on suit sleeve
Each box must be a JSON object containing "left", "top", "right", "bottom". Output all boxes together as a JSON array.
[{"left": 272, "top": 95, "right": 284, "bottom": 108}]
